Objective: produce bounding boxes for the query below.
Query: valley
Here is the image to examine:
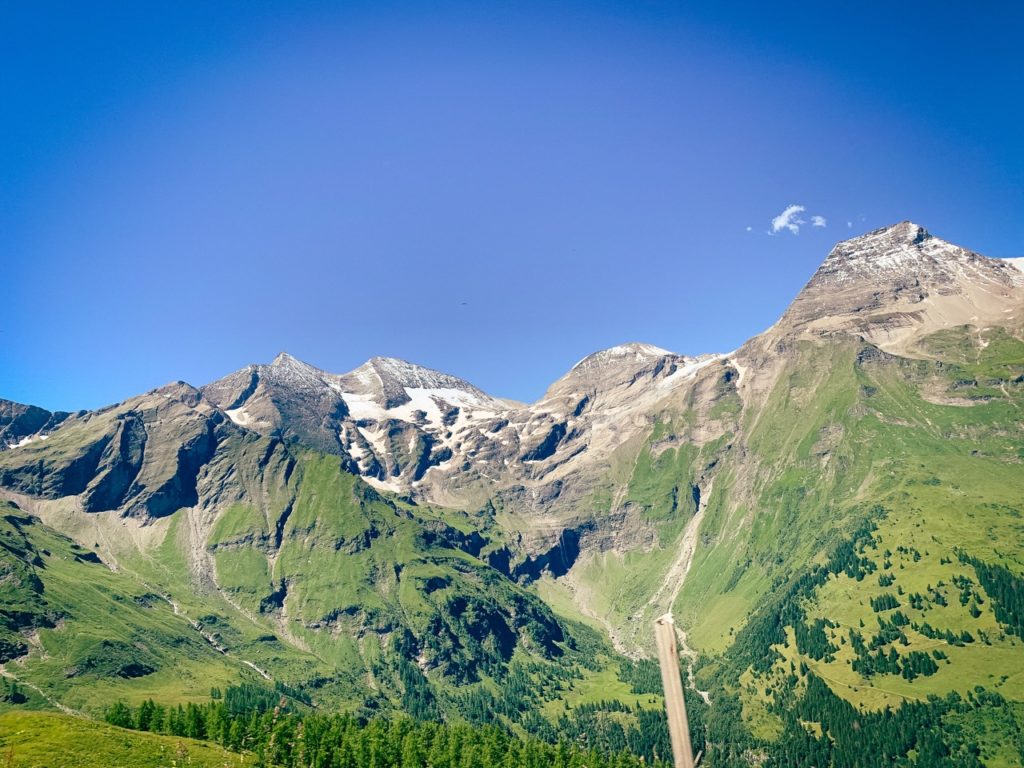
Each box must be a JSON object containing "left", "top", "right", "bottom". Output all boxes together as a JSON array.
[{"left": 2, "top": 222, "right": 1024, "bottom": 766}]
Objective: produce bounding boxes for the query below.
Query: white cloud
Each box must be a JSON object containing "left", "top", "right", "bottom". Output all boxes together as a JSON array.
[
  {"left": 771, "top": 204, "right": 806, "bottom": 235},
  {"left": 811, "top": 215, "right": 827, "bottom": 227},
  {"left": 746, "top": 226, "right": 752, "bottom": 232},
  {"left": 847, "top": 221, "right": 853, "bottom": 228}
]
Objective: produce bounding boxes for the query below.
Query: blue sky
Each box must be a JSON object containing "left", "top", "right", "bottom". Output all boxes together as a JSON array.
[{"left": 3, "top": 1, "right": 1022, "bottom": 410}]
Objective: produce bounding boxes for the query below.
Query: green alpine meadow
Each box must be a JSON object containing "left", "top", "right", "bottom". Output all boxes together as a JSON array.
[{"left": 3, "top": 222, "right": 1024, "bottom": 765}]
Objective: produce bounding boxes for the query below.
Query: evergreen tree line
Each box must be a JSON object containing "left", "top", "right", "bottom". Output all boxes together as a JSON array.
[
  {"left": 618, "top": 658, "right": 663, "bottom": 695},
  {"left": 959, "top": 552, "right": 1024, "bottom": 637},
  {"left": 793, "top": 617, "right": 837, "bottom": 662},
  {"left": 446, "top": 656, "right": 581, "bottom": 731},
  {"left": 727, "top": 517, "right": 882, "bottom": 676},
  {"left": 912, "top": 620, "right": 975, "bottom": 646},
  {"left": 554, "top": 691, "right": 708, "bottom": 765},
  {"left": 701, "top": 511, "right": 1024, "bottom": 765},
  {"left": 104, "top": 696, "right": 669, "bottom": 768},
  {"left": 770, "top": 674, "right": 1008, "bottom": 768},
  {"left": 869, "top": 592, "right": 900, "bottom": 612}
]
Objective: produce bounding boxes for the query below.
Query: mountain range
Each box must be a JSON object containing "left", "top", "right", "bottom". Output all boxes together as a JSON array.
[{"left": 2, "top": 221, "right": 1024, "bottom": 766}]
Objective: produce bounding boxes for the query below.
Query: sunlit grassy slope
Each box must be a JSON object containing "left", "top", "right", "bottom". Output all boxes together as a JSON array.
[
  {"left": 2, "top": 451, "right": 622, "bottom": 728},
  {"left": 0, "top": 500, "right": 258, "bottom": 714},
  {"left": 3, "top": 324, "right": 1023, "bottom": 764},
  {"left": 528, "top": 326, "right": 1024, "bottom": 758},
  {"left": 0, "top": 710, "right": 252, "bottom": 768},
  {"left": 665, "top": 327, "right": 1024, "bottom": 761}
]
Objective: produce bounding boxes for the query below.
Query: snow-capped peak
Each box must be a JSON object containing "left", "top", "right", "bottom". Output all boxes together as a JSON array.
[
  {"left": 337, "top": 357, "right": 492, "bottom": 408},
  {"left": 818, "top": 221, "right": 936, "bottom": 277},
  {"left": 267, "top": 351, "right": 325, "bottom": 376},
  {"left": 364, "top": 356, "right": 486, "bottom": 394},
  {"left": 774, "top": 221, "right": 1024, "bottom": 341},
  {"left": 802, "top": 220, "right": 1009, "bottom": 291},
  {"left": 570, "top": 342, "right": 678, "bottom": 372}
]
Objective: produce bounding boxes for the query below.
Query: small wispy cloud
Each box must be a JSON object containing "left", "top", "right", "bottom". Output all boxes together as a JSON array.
[
  {"left": 771, "top": 204, "right": 806, "bottom": 235},
  {"left": 769, "top": 204, "right": 828, "bottom": 235}
]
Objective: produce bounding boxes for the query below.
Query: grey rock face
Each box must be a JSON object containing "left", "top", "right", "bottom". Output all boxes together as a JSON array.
[
  {"left": 0, "top": 383, "right": 231, "bottom": 518},
  {"left": 0, "top": 399, "right": 71, "bottom": 451},
  {"left": 777, "top": 222, "right": 1024, "bottom": 352},
  {"left": 201, "top": 352, "right": 350, "bottom": 454},
  {"left": 202, "top": 352, "right": 515, "bottom": 489}
]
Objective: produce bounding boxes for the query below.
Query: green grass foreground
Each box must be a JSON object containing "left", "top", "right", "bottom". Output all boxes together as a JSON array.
[{"left": 0, "top": 711, "right": 251, "bottom": 768}]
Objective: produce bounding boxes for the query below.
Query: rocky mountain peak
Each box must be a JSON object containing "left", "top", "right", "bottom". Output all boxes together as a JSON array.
[
  {"left": 805, "top": 221, "right": 1024, "bottom": 291},
  {"left": 271, "top": 350, "right": 299, "bottom": 365},
  {"left": 775, "top": 221, "right": 1024, "bottom": 351},
  {"left": 351, "top": 357, "right": 485, "bottom": 395},
  {"left": 336, "top": 356, "right": 494, "bottom": 412},
  {"left": 570, "top": 343, "right": 678, "bottom": 373},
  {"left": 809, "top": 221, "right": 953, "bottom": 286},
  {"left": 262, "top": 351, "right": 332, "bottom": 387},
  {"left": 0, "top": 399, "right": 70, "bottom": 451},
  {"left": 547, "top": 343, "right": 696, "bottom": 398},
  {"left": 150, "top": 381, "right": 208, "bottom": 409}
]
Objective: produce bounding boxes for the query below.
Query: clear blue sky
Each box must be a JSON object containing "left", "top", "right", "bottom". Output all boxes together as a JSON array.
[{"left": 4, "top": 1, "right": 1022, "bottom": 410}]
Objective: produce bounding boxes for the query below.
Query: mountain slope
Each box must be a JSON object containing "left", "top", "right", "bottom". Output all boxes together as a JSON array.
[
  {"left": 0, "top": 395, "right": 608, "bottom": 725},
  {"left": 2, "top": 221, "right": 1024, "bottom": 764},
  {"left": 0, "top": 710, "right": 254, "bottom": 768},
  {"left": 778, "top": 221, "right": 1023, "bottom": 350},
  {"left": 0, "top": 498, "right": 267, "bottom": 713}
]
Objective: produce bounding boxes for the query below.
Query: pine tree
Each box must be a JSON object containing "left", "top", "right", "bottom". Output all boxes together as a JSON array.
[{"left": 104, "top": 700, "right": 134, "bottom": 729}]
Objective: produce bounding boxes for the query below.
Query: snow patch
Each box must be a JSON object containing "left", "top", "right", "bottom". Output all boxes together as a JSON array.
[
  {"left": 342, "top": 392, "right": 386, "bottom": 421},
  {"left": 727, "top": 356, "right": 747, "bottom": 385},
  {"left": 343, "top": 427, "right": 366, "bottom": 461},
  {"left": 363, "top": 476, "right": 402, "bottom": 493},
  {"left": 225, "top": 408, "right": 253, "bottom": 427},
  {"left": 657, "top": 354, "right": 723, "bottom": 389},
  {"left": 1003, "top": 257, "right": 1024, "bottom": 275},
  {"left": 7, "top": 434, "right": 46, "bottom": 450},
  {"left": 357, "top": 425, "right": 388, "bottom": 457}
]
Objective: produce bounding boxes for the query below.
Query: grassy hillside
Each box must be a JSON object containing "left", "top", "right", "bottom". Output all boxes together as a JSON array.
[
  {"left": 3, "top": 324, "right": 1024, "bottom": 764},
  {"left": 1, "top": 441, "right": 625, "bottom": 732},
  {"left": 540, "top": 327, "right": 1024, "bottom": 764},
  {"left": 668, "top": 328, "right": 1024, "bottom": 764},
  {"left": 0, "top": 500, "right": 260, "bottom": 713},
  {"left": 0, "top": 711, "right": 252, "bottom": 768}
]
